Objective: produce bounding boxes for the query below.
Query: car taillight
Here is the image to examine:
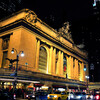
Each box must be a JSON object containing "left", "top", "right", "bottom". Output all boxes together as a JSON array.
[
  {"left": 13, "top": 93, "right": 16, "bottom": 99},
  {"left": 26, "top": 95, "right": 28, "bottom": 97},
  {"left": 96, "top": 95, "right": 100, "bottom": 99}
]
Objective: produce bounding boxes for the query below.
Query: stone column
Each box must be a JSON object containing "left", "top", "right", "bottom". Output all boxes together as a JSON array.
[
  {"left": 67, "top": 56, "right": 71, "bottom": 79},
  {"left": 67, "top": 56, "right": 73, "bottom": 79},
  {"left": 48, "top": 46, "right": 53, "bottom": 74},
  {"left": 52, "top": 48, "right": 56, "bottom": 75},
  {"left": 35, "top": 39, "right": 40, "bottom": 71},
  {"left": 60, "top": 51, "right": 63, "bottom": 76},
  {"left": 74, "top": 59, "right": 78, "bottom": 80},
  {"left": 71, "top": 56, "right": 74, "bottom": 79},
  {"left": 78, "top": 62, "right": 81, "bottom": 80},
  {"left": 66, "top": 56, "right": 68, "bottom": 78},
  {"left": 56, "top": 51, "right": 61, "bottom": 75},
  {"left": 80, "top": 62, "right": 84, "bottom": 81},
  {"left": 0, "top": 38, "right": 3, "bottom": 68}
]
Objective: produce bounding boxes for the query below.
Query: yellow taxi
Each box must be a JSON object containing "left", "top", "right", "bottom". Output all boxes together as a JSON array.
[{"left": 47, "top": 91, "right": 68, "bottom": 100}]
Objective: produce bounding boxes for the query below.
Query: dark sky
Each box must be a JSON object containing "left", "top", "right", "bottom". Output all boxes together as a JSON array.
[
  {"left": 22, "top": 0, "right": 93, "bottom": 28},
  {"left": 0, "top": 0, "right": 93, "bottom": 29}
]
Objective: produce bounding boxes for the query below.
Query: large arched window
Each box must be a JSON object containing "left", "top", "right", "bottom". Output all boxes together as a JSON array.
[
  {"left": 63, "top": 55, "right": 67, "bottom": 77},
  {"left": 38, "top": 46, "right": 47, "bottom": 73}
]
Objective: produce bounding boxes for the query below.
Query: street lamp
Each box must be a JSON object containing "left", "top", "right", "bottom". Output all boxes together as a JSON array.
[
  {"left": 11, "top": 48, "right": 24, "bottom": 90},
  {"left": 83, "top": 65, "right": 87, "bottom": 71},
  {"left": 85, "top": 75, "right": 89, "bottom": 93}
]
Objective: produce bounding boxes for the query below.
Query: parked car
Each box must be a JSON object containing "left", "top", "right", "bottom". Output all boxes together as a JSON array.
[
  {"left": 86, "top": 93, "right": 93, "bottom": 99},
  {"left": 74, "top": 92, "right": 86, "bottom": 100},
  {"left": 35, "top": 90, "right": 48, "bottom": 100},
  {"left": 47, "top": 91, "right": 68, "bottom": 100},
  {"left": 94, "top": 93, "right": 100, "bottom": 100},
  {"left": 26, "top": 91, "right": 36, "bottom": 100},
  {"left": 67, "top": 92, "right": 74, "bottom": 100}
]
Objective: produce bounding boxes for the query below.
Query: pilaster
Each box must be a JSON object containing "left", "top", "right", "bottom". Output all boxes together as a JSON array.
[
  {"left": 52, "top": 48, "right": 56, "bottom": 75},
  {"left": 56, "top": 51, "right": 61, "bottom": 75},
  {"left": 80, "top": 62, "right": 84, "bottom": 81},
  {"left": 83, "top": 63, "right": 85, "bottom": 81},
  {"left": 0, "top": 38, "right": 3, "bottom": 68},
  {"left": 48, "top": 46, "right": 53, "bottom": 74},
  {"left": 35, "top": 39, "right": 40, "bottom": 70},
  {"left": 60, "top": 51, "right": 63, "bottom": 76},
  {"left": 74, "top": 59, "right": 78, "bottom": 80},
  {"left": 67, "top": 56, "right": 73, "bottom": 79}
]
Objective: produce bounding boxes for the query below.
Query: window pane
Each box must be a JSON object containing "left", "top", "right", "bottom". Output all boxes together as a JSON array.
[
  {"left": 2, "top": 51, "right": 8, "bottom": 68},
  {"left": 38, "top": 47, "right": 47, "bottom": 73}
]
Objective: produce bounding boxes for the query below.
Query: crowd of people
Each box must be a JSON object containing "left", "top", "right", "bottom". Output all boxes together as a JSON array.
[{"left": 0, "top": 87, "right": 27, "bottom": 100}]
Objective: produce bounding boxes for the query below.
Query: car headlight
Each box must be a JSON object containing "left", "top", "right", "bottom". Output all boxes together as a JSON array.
[
  {"left": 77, "top": 96, "right": 81, "bottom": 99},
  {"left": 47, "top": 95, "right": 50, "bottom": 97},
  {"left": 32, "top": 95, "right": 35, "bottom": 98},
  {"left": 54, "top": 95, "right": 57, "bottom": 98},
  {"left": 86, "top": 95, "right": 88, "bottom": 98},
  {"left": 90, "top": 95, "right": 93, "bottom": 99},
  {"left": 26, "top": 95, "right": 28, "bottom": 97},
  {"left": 70, "top": 95, "right": 74, "bottom": 98}
]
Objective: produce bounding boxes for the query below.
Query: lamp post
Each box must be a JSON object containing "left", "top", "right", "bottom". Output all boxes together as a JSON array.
[
  {"left": 85, "top": 75, "right": 89, "bottom": 93},
  {"left": 83, "top": 65, "right": 87, "bottom": 72},
  {"left": 11, "top": 48, "right": 24, "bottom": 91}
]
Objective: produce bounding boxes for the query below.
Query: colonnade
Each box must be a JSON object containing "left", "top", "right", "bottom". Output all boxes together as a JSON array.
[{"left": 35, "top": 39, "right": 87, "bottom": 82}]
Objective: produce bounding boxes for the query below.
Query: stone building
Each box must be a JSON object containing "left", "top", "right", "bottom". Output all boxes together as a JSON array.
[{"left": 0, "top": 9, "right": 88, "bottom": 91}]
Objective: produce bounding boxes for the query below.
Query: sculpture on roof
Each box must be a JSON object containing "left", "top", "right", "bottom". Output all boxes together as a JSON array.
[{"left": 57, "top": 22, "right": 73, "bottom": 43}]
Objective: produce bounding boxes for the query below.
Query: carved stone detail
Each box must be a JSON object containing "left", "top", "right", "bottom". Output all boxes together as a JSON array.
[{"left": 25, "top": 10, "right": 37, "bottom": 24}]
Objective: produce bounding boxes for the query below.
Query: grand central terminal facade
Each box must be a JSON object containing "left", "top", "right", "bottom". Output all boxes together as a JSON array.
[{"left": 0, "top": 9, "right": 88, "bottom": 92}]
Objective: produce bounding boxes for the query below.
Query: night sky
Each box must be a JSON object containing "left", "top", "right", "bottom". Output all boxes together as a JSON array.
[{"left": 1, "top": 0, "right": 100, "bottom": 82}]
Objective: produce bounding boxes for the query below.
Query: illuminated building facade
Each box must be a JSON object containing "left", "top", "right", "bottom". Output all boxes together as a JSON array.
[{"left": 0, "top": 9, "right": 88, "bottom": 90}]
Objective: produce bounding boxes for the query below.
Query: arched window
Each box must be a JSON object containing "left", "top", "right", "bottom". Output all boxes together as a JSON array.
[
  {"left": 63, "top": 55, "right": 67, "bottom": 77},
  {"left": 73, "top": 58, "right": 75, "bottom": 68},
  {"left": 38, "top": 46, "right": 47, "bottom": 73}
]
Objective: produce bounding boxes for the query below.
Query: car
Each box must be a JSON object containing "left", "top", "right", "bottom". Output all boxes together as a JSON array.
[
  {"left": 86, "top": 93, "right": 93, "bottom": 99},
  {"left": 94, "top": 93, "right": 100, "bottom": 100},
  {"left": 74, "top": 92, "right": 86, "bottom": 100},
  {"left": 67, "top": 92, "right": 74, "bottom": 100},
  {"left": 35, "top": 90, "right": 48, "bottom": 100},
  {"left": 47, "top": 91, "right": 68, "bottom": 100},
  {"left": 26, "top": 91, "right": 36, "bottom": 100}
]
